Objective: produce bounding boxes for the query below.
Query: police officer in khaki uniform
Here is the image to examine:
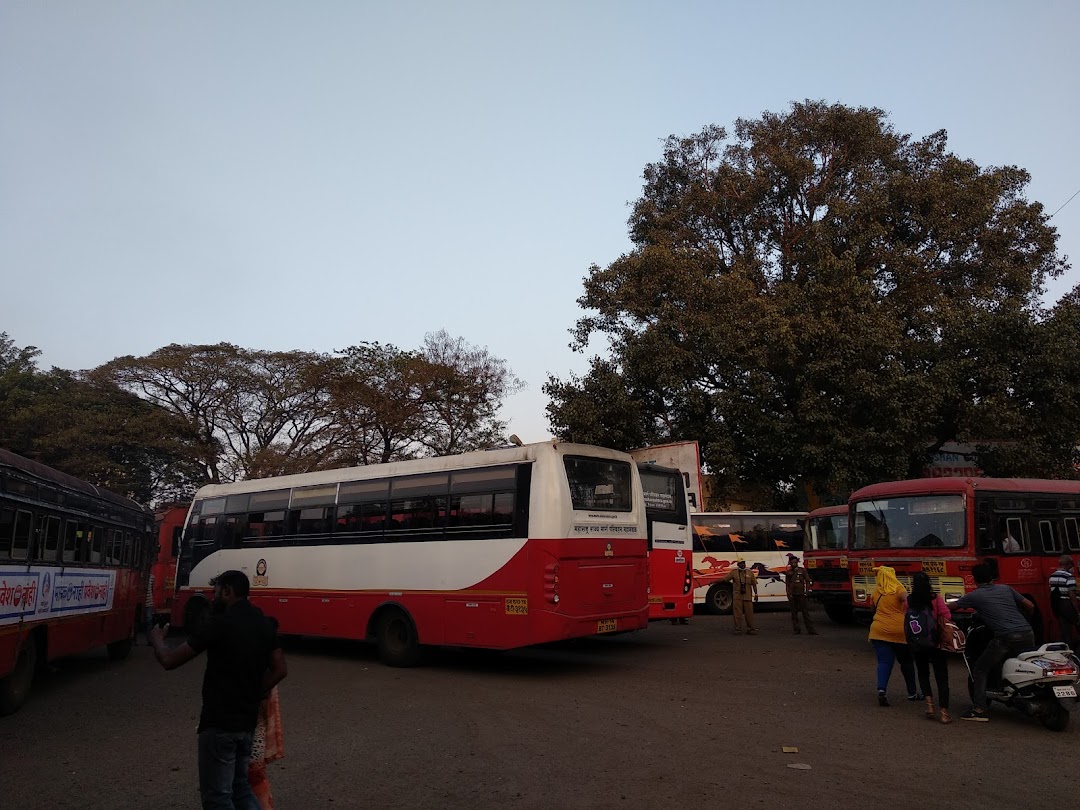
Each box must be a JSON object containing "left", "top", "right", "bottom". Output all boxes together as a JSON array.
[
  {"left": 721, "top": 559, "right": 758, "bottom": 634},
  {"left": 785, "top": 553, "right": 817, "bottom": 634}
]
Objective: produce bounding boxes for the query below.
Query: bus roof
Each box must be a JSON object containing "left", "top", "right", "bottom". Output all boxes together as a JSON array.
[
  {"left": 808, "top": 505, "right": 847, "bottom": 518},
  {"left": 850, "top": 477, "right": 1080, "bottom": 501},
  {"left": 192, "top": 441, "right": 631, "bottom": 499},
  {"left": 0, "top": 446, "right": 149, "bottom": 514}
]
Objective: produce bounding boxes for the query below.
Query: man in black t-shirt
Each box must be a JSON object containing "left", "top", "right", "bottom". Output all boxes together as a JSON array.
[{"left": 151, "top": 570, "right": 287, "bottom": 809}]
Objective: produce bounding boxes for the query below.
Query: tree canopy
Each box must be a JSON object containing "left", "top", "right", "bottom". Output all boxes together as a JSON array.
[
  {"left": 545, "top": 101, "right": 1076, "bottom": 506},
  {"left": 0, "top": 333, "right": 205, "bottom": 503}
]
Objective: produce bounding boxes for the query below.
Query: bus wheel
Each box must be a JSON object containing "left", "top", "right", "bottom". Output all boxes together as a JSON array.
[
  {"left": 376, "top": 608, "right": 421, "bottom": 667},
  {"left": 183, "top": 597, "right": 212, "bottom": 635},
  {"left": 705, "top": 583, "right": 733, "bottom": 615},
  {"left": 824, "top": 604, "right": 854, "bottom": 624},
  {"left": 0, "top": 637, "right": 38, "bottom": 716}
]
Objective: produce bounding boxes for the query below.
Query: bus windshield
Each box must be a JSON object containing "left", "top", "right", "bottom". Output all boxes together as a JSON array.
[
  {"left": 810, "top": 514, "right": 848, "bottom": 550},
  {"left": 852, "top": 495, "right": 964, "bottom": 549}
]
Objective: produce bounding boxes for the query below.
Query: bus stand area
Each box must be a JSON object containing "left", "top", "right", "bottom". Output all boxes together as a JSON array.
[{"left": 0, "top": 606, "right": 1074, "bottom": 809}]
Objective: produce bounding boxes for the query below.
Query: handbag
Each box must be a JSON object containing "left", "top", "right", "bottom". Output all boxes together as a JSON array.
[{"left": 934, "top": 598, "right": 965, "bottom": 652}]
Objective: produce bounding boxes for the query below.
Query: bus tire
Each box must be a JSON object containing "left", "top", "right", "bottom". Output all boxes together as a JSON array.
[
  {"left": 824, "top": 603, "right": 854, "bottom": 624},
  {"left": 0, "top": 636, "right": 38, "bottom": 716},
  {"left": 183, "top": 597, "right": 212, "bottom": 636},
  {"left": 705, "top": 583, "right": 733, "bottom": 615},
  {"left": 375, "top": 608, "right": 422, "bottom": 667}
]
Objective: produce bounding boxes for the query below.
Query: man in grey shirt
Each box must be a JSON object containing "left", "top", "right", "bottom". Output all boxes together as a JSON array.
[{"left": 952, "top": 562, "right": 1034, "bottom": 722}]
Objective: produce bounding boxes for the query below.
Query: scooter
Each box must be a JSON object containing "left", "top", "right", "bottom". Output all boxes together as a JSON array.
[{"left": 963, "top": 615, "right": 1080, "bottom": 731}]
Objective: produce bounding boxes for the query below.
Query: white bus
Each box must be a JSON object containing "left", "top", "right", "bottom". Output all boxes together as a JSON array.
[
  {"left": 173, "top": 441, "right": 650, "bottom": 665},
  {"left": 690, "top": 511, "right": 807, "bottom": 614}
]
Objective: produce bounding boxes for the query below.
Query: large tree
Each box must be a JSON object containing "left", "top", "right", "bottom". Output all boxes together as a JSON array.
[
  {"left": 546, "top": 102, "right": 1072, "bottom": 505},
  {"left": 99, "top": 333, "right": 522, "bottom": 482},
  {"left": 0, "top": 332, "right": 204, "bottom": 503}
]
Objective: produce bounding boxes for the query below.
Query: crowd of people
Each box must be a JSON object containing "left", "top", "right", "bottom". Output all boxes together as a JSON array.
[{"left": 867, "top": 555, "right": 1080, "bottom": 724}]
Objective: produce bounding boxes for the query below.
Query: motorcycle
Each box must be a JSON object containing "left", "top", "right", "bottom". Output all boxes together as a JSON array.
[{"left": 963, "top": 615, "right": 1080, "bottom": 731}]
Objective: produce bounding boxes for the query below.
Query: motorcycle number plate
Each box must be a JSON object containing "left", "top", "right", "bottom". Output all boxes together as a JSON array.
[{"left": 1052, "top": 685, "right": 1077, "bottom": 699}]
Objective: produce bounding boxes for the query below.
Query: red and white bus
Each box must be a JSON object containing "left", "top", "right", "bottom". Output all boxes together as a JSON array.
[
  {"left": 0, "top": 448, "right": 154, "bottom": 714},
  {"left": 804, "top": 505, "right": 853, "bottom": 623},
  {"left": 846, "top": 477, "right": 1080, "bottom": 641},
  {"left": 148, "top": 504, "right": 187, "bottom": 624},
  {"left": 173, "top": 441, "right": 650, "bottom": 665},
  {"left": 691, "top": 511, "right": 807, "bottom": 613},
  {"left": 637, "top": 463, "right": 694, "bottom": 622}
]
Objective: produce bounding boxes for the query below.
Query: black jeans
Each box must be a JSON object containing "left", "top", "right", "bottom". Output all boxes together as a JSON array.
[
  {"left": 971, "top": 630, "right": 1035, "bottom": 710},
  {"left": 913, "top": 647, "right": 950, "bottom": 709}
]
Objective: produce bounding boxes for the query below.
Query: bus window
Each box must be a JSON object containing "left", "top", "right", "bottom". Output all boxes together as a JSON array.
[
  {"left": 43, "top": 515, "right": 61, "bottom": 561},
  {"left": 691, "top": 516, "right": 741, "bottom": 553},
  {"left": 1065, "top": 518, "right": 1080, "bottom": 552},
  {"left": 998, "top": 516, "right": 1028, "bottom": 554},
  {"left": 770, "top": 519, "right": 804, "bottom": 553},
  {"left": 1037, "top": 519, "right": 1059, "bottom": 554},
  {"left": 0, "top": 507, "right": 14, "bottom": 558},
  {"left": 11, "top": 510, "right": 33, "bottom": 560},
  {"left": 62, "top": 520, "right": 81, "bottom": 562},
  {"left": 244, "top": 512, "right": 286, "bottom": 544},
  {"left": 90, "top": 526, "right": 104, "bottom": 563},
  {"left": 564, "top": 457, "right": 632, "bottom": 512}
]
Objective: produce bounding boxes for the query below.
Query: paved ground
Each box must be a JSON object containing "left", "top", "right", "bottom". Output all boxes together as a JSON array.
[{"left": 1, "top": 606, "right": 1075, "bottom": 809}]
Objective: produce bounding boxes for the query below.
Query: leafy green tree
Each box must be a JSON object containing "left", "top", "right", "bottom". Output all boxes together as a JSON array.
[
  {"left": 546, "top": 102, "right": 1072, "bottom": 504},
  {"left": 0, "top": 333, "right": 204, "bottom": 502}
]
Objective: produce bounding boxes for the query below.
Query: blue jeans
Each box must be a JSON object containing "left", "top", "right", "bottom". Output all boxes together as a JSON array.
[
  {"left": 871, "top": 639, "right": 918, "bottom": 695},
  {"left": 197, "top": 729, "right": 261, "bottom": 810}
]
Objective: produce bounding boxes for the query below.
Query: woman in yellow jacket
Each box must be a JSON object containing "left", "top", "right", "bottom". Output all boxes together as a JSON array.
[{"left": 869, "top": 566, "right": 921, "bottom": 707}]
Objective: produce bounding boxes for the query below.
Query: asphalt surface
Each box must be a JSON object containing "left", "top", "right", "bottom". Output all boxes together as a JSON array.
[{"left": 1, "top": 606, "right": 1075, "bottom": 809}]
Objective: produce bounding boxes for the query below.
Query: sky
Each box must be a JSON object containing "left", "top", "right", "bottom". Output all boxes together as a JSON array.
[{"left": 2, "top": 1, "right": 1078, "bottom": 444}]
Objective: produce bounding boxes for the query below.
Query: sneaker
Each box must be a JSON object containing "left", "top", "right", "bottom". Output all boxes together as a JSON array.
[
  {"left": 959, "top": 708, "right": 988, "bottom": 722},
  {"left": 747, "top": 629, "right": 758, "bottom": 635},
  {"left": 878, "top": 691, "right": 890, "bottom": 707},
  {"left": 907, "top": 693, "right": 924, "bottom": 701},
  {"left": 808, "top": 630, "right": 819, "bottom": 635}
]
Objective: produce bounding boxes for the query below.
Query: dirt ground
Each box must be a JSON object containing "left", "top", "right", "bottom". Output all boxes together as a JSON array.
[{"left": 1, "top": 606, "right": 1075, "bottom": 809}]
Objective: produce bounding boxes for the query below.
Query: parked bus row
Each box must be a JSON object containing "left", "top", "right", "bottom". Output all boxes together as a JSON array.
[
  {"left": 3, "top": 442, "right": 693, "bottom": 713},
  {"left": 9, "top": 435, "right": 1080, "bottom": 717}
]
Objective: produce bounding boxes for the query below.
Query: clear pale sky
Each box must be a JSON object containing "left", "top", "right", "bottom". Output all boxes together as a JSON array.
[{"left": 2, "top": 1, "right": 1077, "bottom": 443}]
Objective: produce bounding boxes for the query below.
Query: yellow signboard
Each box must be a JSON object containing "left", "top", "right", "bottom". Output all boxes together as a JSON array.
[
  {"left": 504, "top": 597, "right": 528, "bottom": 615},
  {"left": 922, "top": 560, "right": 946, "bottom": 576}
]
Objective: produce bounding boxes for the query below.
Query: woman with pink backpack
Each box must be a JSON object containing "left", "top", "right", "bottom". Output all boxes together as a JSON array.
[{"left": 905, "top": 571, "right": 955, "bottom": 724}]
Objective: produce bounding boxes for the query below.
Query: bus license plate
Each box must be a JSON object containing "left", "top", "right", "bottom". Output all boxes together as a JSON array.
[
  {"left": 597, "top": 619, "right": 618, "bottom": 633},
  {"left": 923, "top": 560, "right": 946, "bottom": 576},
  {"left": 1053, "top": 685, "right": 1077, "bottom": 699}
]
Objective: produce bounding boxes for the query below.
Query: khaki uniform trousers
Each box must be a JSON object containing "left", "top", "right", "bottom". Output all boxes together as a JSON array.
[
  {"left": 732, "top": 597, "right": 756, "bottom": 633},
  {"left": 790, "top": 595, "right": 816, "bottom": 633}
]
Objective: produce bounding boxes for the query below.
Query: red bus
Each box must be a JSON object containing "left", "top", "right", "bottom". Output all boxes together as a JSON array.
[
  {"left": 149, "top": 505, "right": 187, "bottom": 623},
  {"left": 637, "top": 463, "right": 694, "bottom": 622},
  {"left": 804, "top": 505, "right": 853, "bottom": 623},
  {"left": 174, "top": 441, "right": 650, "bottom": 665},
  {"left": 0, "top": 448, "right": 154, "bottom": 714},
  {"left": 846, "top": 477, "right": 1080, "bottom": 641}
]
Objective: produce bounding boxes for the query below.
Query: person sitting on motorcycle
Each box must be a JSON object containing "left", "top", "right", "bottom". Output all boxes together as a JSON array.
[{"left": 952, "top": 562, "right": 1035, "bottom": 722}]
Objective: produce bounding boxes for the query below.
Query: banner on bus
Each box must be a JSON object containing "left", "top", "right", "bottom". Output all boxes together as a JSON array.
[{"left": 0, "top": 566, "right": 116, "bottom": 626}]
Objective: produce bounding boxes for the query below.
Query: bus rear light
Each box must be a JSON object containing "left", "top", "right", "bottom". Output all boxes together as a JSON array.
[
  {"left": 683, "top": 562, "right": 693, "bottom": 594},
  {"left": 544, "top": 562, "right": 560, "bottom": 604}
]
